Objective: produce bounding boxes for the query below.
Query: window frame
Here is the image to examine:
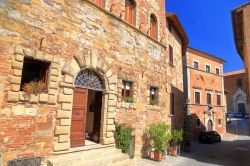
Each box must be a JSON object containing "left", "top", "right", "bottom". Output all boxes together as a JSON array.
[
  {"left": 216, "top": 94, "right": 221, "bottom": 106},
  {"left": 194, "top": 90, "right": 201, "bottom": 104},
  {"left": 94, "top": 0, "right": 105, "bottom": 8},
  {"left": 193, "top": 60, "right": 199, "bottom": 69},
  {"left": 207, "top": 93, "right": 212, "bottom": 105},
  {"left": 150, "top": 14, "right": 158, "bottom": 40},
  {"left": 196, "top": 118, "right": 201, "bottom": 128},
  {"left": 149, "top": 86, "right": 159, "bottom": 105},
  {"left": 125, "top": 0, "right": 136, "bottom": 25},
  {"left": 218, "top": 119, "right": 222, "bottom": 127},
  {"left": 205, "top": 64, "right": 211, "bottom": 73},
  {"left": 215, "top": 67, "right": 220, "bottom": 75},
  {"left": 122, "top": 80, "right": 133, "bottom": 98}
]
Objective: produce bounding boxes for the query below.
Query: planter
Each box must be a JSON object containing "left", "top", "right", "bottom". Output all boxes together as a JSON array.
[
  {"left": 169, "top": 146, "right": 178, "bottom": 156},
  {"left": 153, "top": 150, "right": 163, "bottom": 161}
]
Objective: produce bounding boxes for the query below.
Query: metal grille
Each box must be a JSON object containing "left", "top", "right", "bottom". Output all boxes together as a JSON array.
[
  {"left": 7, "top": 157, "right": 41, "bottom": 166},
  {"left": 75, "top": 69, "right": 103, "bottom": 91}
]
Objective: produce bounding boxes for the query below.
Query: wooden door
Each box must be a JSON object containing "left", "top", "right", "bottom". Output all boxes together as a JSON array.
[
  {"left": 70, "top": 88, "right": 88, "bottom": 148},
  {"left": 92, "top": 91, "right": 103, "bottom": 143}
]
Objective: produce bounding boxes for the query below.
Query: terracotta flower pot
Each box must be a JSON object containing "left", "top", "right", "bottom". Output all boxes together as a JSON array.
[
  {"left": 153, "top": 150, "right": 163, "bottom": 161},
  {"left": 169, "top": 146, "right": 178, "bottom": 156}
]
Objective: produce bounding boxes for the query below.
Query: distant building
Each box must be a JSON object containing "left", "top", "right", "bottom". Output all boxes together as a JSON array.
[
  {"left": 224, "top": 70, "right": 248, "bottom": 115},
  {"left": 183, "top": 48, "right": 226, "bottom": 138},
  {"left": 232, "top": 2, "right": 250, "bottom": 118}
]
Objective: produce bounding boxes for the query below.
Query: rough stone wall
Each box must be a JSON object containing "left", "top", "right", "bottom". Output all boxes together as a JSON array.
[
  {"left": 0, "top": 0, "right": 184, "bottom": 162},
  {"left": 224, "top": 72, "right": 247, "bottom": 112},
  {"left": 184, "top": 50, "right": 226, "bottom": 138}
]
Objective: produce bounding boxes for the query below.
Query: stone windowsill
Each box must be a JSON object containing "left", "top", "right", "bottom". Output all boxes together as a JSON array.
[
  {"left": 121, "top": 102, "right": 136, "bottom": 110},
  {"left": 168, "top": 114, "right": 175, "bottom": 117},
  {"left": 169, "top": 62, "right": 175, "bottom": 67},
  {"left": 146, "top": 105, "right": 161, "bottom": 111}
]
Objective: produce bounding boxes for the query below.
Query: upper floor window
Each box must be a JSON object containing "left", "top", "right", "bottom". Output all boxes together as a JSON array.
[
  {"left": 150, "top": 14, "right": 158, "bottom": 39},
  {"left": 125, "top": 0, "right": 136, "bottom": 25},
  {"left": 207, "top": 93, "right": 212, "bottom": 105},
  {"left": 217, "top": 94, "right": 221, "bottom": 106},
  {"left": 94, "top": 0, "right": 105, "bottom": 7},
  {"left": 195, "top": 91, "right": 200, "bottom": 104},
  {"left": 150, "top": 86, "right": 159, "bottom": 105},
  {"left": 193, "top": 61, "right": 199, "bottom": 69},
  {"left": 216, "top": 68, "right": 220, "bottom": 75},
  {"left": 205, "top": 65, "right": 211, "bottom": 73},
  {"left": 169, "top": 45, "right": 173, "bottom": 64},
  {"left": 196, "top": 118, "right": 201, "bottom": 128},
  {"left": 122, "top": 80, "right": 134, "bottom": 103},
  {"left": 237, "top": 78, "right": 242, "bottom": 87}
]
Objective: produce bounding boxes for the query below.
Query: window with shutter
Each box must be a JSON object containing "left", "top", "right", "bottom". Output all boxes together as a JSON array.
[
  {"left": 150, "top": 14, "right": 157, "bottom": 39},
  {"left": 125, "top": 0, "right": 135, "bottom": 25}
]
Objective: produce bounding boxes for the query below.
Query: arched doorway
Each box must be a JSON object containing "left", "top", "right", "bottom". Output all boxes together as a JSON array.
[
  {"left": 70, "top": 69, "right": 104, "bottom": 148},
  {"left": 207, "top": 120, "right": 213, "bottom": 131}
]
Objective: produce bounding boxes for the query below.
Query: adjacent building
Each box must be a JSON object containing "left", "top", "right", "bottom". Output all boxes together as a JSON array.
[
  {"left": 183, "top": 48, "right": 226, "bottom": 138},
  {"left": 224, "top": 69, "right": 248, "bottom": 115},
  {"left": 232, "top": 2, "right": 250, "bottom": 119},
  {"left": 0, "top": 0, "right": 188, "bottom": 165}
]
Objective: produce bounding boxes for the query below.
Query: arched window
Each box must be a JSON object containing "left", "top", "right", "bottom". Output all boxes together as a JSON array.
[
  {"left": 150, "top": 14, "right": 158, "bottom": 39},
  {"left": 125, "top": 0, "right": 136, "bottom": 25},
  {"left": 94, "top": 0, "right": 105, "bottom": 8}
]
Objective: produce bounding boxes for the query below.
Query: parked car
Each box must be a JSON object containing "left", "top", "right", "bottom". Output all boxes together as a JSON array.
[
  {"left": 235, "top": 112, "right": 244, "bottom": 118},
  {"left": 227, "top": 112, "right": 235, "bottom": 118},
  {"left": 245, "top": 113, "right": 249, "bottom": 119},
  {"left": 199, "top": 131, "right": 221, "bottom": 144}
]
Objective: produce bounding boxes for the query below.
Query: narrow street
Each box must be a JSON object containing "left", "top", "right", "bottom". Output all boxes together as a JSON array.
[{"left": 136, "top": 119, "right": 250, "bottom": 166}]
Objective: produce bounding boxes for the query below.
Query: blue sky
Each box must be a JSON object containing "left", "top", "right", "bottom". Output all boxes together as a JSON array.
[{"left": 166, "top": 0, "right": 249, "bottom": 72}]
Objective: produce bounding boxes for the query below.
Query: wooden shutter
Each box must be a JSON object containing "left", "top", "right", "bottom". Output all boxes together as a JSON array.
[
  {"left": 150, "top": 15, "right": 157, "bottom": 39},
  {"left": 125, "top": 0, "right": 135, "bottom": 25},
  {"left": 95, "top": 0, "right": 103, "bottom": 7}
]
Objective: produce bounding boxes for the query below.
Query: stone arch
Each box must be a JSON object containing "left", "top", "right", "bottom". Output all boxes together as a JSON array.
[
  {"left": 54, "top": 49, "right": 117, "bottom": 152},
  {"left": 233, "top": 88, "right": 248, "bottom": 114}
]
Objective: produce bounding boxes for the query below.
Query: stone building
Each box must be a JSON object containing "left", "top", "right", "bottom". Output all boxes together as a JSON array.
[
  {"left": 0, "top": 0, "right": 188, "bottom": 165},
  {"left": 224, "top": 69, "right": 248, "bottom": 115},
  {"left": 232, "top": 2, "right": 250, "bottom": 120},
  {"left": 183, "top": 48, "right": 226, "bottom": 139}
]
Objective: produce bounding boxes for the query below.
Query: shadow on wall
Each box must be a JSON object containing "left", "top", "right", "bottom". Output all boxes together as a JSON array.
[
  {"left": 226, "top": 118, "right": 250, "bottom": 136},
  {"left": 191, "top": 113, "right": 206, "bottom": 140}
]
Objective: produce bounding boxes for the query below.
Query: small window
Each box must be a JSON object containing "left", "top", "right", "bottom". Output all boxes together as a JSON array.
[
  {"left": 216, "top": 68, "right": 220, "bottom": 75},
  {"left": 149, "top": 86, "right": 159, "bottom": 105},
  {"left": 217, "top": 94, "right": 221, "bottom": 106},
  {"left": 237, "top": 78, "right": 242, "bottom": 87},
  {"left": 193, "top": 61, "right": 199, "bottom": 69},
  {"left": 195, "top": 91, "right": 200, "bottom": 104},
  {"left": 122, "top": 80, "right": 134, "bottom": 103},
  {"left": 196, "top": 118, "right": 201, "bottom": 128},
  {"left": 205, "top": 65, "right": 211, "bottom": 73},
  {"left": 207, "top": 93, "right": 211, "bottom": 105},
  {"left": 170, "top": 92, "right": 175, "bottom": 115},
  {"left": 125, "top": 0, "right": 136, "bottom": 25},
  {"left": 218, "top": 119, "right": 222, "bottom": 126},
  {"left": 94, "top": 0, "right": 105, "bottom": 7},
  {"left": 20, "top": 57, "right": 50, "bottom": 91},
  {"left": 169, "top": 45, "right": 173, "bottom": 64},
  {"left": 150, "top": 14, "right": 157, "bottom": 39}
]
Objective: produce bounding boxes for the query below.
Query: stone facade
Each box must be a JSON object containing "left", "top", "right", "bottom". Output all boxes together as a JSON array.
[
  {"left": 183, "top": 48, "right": 226, "bottom": 139},
  {"left": 0, "top": 0, "right": 187, "bottom": 165},
  {"left": 224, "top": 69, "right": 248, "bottom": 114}
]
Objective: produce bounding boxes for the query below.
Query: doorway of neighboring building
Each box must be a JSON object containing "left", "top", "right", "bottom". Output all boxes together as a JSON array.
[
  {"left": 207, "top": 120, "right": 213, "bottom": 131},
  {"left": 238, "top": 103, "right": 245, "bottom": 114}
]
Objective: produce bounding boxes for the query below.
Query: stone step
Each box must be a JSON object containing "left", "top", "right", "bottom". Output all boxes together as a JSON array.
[
  {"left": 48, "top": 146, "right": 132, "bottom": 166},
  {"left": 112, "top": 159, "right": 135, "bottom": 166}
]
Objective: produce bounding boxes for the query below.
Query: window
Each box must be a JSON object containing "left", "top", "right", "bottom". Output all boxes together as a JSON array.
[
  {"left": 170, "top": 92, "right": 175, "bottom": 115},
  {"left": 218, "top": 119, "right": 222, "bottom": 126},
  {"left": 195, "top": 91, "right": 200, "bottom": 104},
  {"left": 150, "top": 14, "right": 157, "bottom": 39},
  {"left": 216, "top": 68, "right": 220, "bottom": 75},
  {"left": 125, "top": 0, "right": 136, "bottom": 25},
  {"left": 122, "top": 80, "right": 133, "bottom": 97},
  {"left": 193, "top": 61, "right": 199, "bottom": 69},
  {"left": 94, "top": 0, "right": 104, "bottom": 7},
  {"left": 150, "top": 86, "right": 159, "bottom": 105},
  {"left": 237, "top": 78, "right": 242, "bottom": 87},
  {"left": 196, "top": 118, "right": 201, "bottom": 128},
  {"left": 169, "top": 45, "right": 173, "bottom": 64},
  {"left": 205, "top": 65, "right": 211, "bottom": 73},
  {"left": 20, "top": 57, "right": 50, "bottom": 91},
  {"left": 217, "top": 94, "right": 221, "bottom": 106},
  {"left": 207, "top": 93, "right": 211, "bottom": 105}
]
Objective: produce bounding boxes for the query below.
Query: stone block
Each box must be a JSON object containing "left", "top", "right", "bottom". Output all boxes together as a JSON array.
[
  {"left": 14, "top": 45, "right": 24, "bottom": 55},
  {"left": 12, "top": 61, "right": 23, "bottom": 69},
  {"left": 48, "top": 89, "right": 57, "bottom": 95},
  {"left": 53, "top": 57, "right": 60, "bottom": 64},
  {"left": 55, "top": 126, "right": 70, "bottom": 135},
  {"left": 35, "top": 50, "right": 44, "bottom": 60},
  {"left": 64, "top": 75, "right": 74, "bottom": 84},
  {"left": 60, "top": 119, "right": 71, "bottom": 126},
  {"left": 10, "top": 76, "right": 21, "bottom": 84},
  {"left": 108, "top": 100, "right": 117, "bottom": 107},
  {"left": 48, "top": 95, "right": 57, "bottom": 104},
  {"left": 109, "top": 84, "right": 116, "bottom": 91},
  {"left": 106, "top": 124, "right": 115, "bottom": 131},
  {"left": 15, "top": 54, "right": 24, "bottom": 62},
  {"left": 105, "top": 69, "right": 112, "bottom": 78},
  {"left": 57, "top": 110, "right": 71, "bottom": 119},
  {"left": 108, "top": 106, "right": 116, "bottom": 112},
  {"left": 103, "top": 137, "right": 115, "bottom": 144},
  {"left": 63, "top": 88, "right": 73, "bottom": 95},
  {"left": 51, "top": 62, "right": 59, "bottom": 69},
  {"left": 107, "top": 112, "right": 116, "bottom": 118},
  {"left": 24, "top": 108, "right": 37, "bottom": 116},
  {"left": 44, "top": 53, "right": 53, "bottom": 61},
  {"left": 49, "top": 82, "right": 58, "bottom": 89},
  {"left": 51, "top": 69, "right": 59, "bottom": 76},
  {"left": 74, "top": 52, "right": 86, "bottom": 68},
  {"left": 107, "top": 118, "right": 114, "bottom": 125},
  {"left": 19, "top": 92, "right": 29, "bottom": 101},
  {"left": 29, "top": 94, "right": 39, "bottom": 103},
  {"left": 58, "top": 94, "right": 72, "bottom": 103},
  {"left": 108, "top": 94, "right": 116, "bottom": 101},
  {"left": 7, "top": 91, "right": 19, "bottom": 102},
  {"left": 24, "top": 48, "right": 35, "bottom": 58},
  {"left": 13, "top": 69, "right": 22, "bottom": 76},
  {"left": 0, "top": 108, "right": 12, "bottom": 115},
  {"left": 39, "top": 93, "right": 48, "bottom": 102},
  {"left": 108, "top": 76, "right": 117, "bottom": 84},
  {"left": 11, "top": 84, "right": 20, "bottom": 92},
  {"left": 53, "top": 142, "right": 70, "bottom": 151},
  {"left": 106, "top": 132, "right": 114, "bottom": 138},
  {"left": 61, "top": 103, "right": 72, "bottom": 111},
  {"left": 58, "top": 134, "right": 70, "bottom": 143},
  {"left": 50, "top": 76, "right": 58, "bottom": 82},
  {"left": 12, "top": 105, "right": 25, "bottom": 115}
]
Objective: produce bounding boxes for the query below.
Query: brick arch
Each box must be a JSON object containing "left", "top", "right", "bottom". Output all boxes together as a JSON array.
[{"left": 53, "top": 50, "right": 117, "bottom": 153}]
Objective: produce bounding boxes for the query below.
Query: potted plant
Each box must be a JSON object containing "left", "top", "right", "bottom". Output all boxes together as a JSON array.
[
  {"left": 183, "top": 132, "right": 193, "bottom": 152},
  {"left": 23, "top": 81, "right": 45, "bottom": 95},
  {"left": 169, "top": 129, "right": 183, "bottom": 156},
  {"left": 149, "top": 123, "right": 171, "bottom": 161}
]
